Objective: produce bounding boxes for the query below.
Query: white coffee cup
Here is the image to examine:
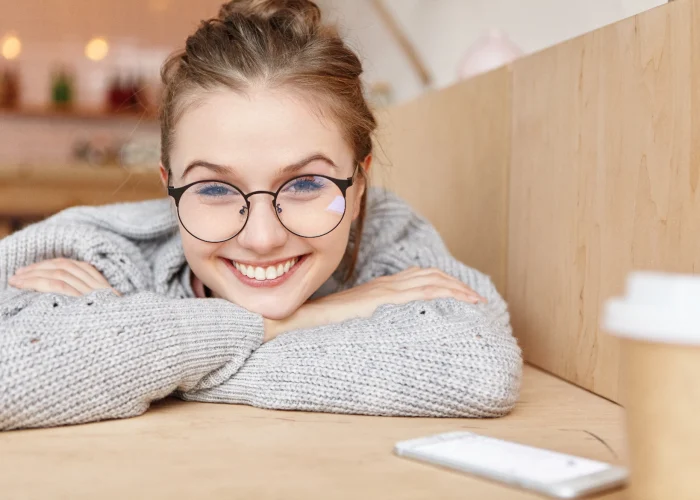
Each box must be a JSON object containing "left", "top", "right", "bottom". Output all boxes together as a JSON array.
[{"left": 604, "top": 271, "right": 700, "bottom": 500}]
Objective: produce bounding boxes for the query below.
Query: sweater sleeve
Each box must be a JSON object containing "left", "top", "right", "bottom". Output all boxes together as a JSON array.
[
  {"left": 0, "top": 288, "right": 263, "bottom": 431},
  {"left": 0, "top": 208, "right": 264, "bottom": 431},
  {"left": 179, "top": 190, "right": 523, "bottom": 418}
]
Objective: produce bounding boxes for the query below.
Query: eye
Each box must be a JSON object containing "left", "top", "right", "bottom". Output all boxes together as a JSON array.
[
  {"left": 283, "top": 176, "right": 325, "bottom": 193},
  {"left": 194, "top": 183, "right": 240, "bottom": 198}
]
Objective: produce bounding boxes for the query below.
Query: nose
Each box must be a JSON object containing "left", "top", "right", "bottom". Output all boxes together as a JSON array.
[{"left": 235, "top": 194, "right": 288, "bottom": 254}]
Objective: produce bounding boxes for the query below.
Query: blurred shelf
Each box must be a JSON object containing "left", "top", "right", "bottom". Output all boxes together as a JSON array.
[
  {"left": 0, "top": 164, "right": 164, "bottom": 218},
  {"left": 0, "top": 163, "right": 162, "bottom": 187},
  {"left": 0, "top": 106, "right": 159, "bottom": 123}
]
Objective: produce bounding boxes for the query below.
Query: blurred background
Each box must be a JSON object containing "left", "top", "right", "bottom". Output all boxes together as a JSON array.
[{"left": 0, "top": 0, "right": 666, "bottom": 236}]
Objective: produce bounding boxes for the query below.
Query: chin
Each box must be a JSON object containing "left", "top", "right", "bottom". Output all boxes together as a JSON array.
[{"left": 232, "top": 296, "right": 304, "bottom": 320}]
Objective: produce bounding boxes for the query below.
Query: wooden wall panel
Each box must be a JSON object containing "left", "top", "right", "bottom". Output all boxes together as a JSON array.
[
  {"left": 507, "top": 0, "right": 700, "bottom": 402},
  {"left": 373, "top": 68, "right": 511, "bottom": 293}
]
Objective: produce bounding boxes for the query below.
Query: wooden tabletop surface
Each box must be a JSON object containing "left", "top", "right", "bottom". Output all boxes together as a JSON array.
[{"left": 0, "top": 365, "right": 627, "bottom": 500}]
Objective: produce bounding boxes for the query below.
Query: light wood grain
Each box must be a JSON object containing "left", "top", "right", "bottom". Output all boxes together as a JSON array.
[
  {"left": 373, "top": 68, "right": 511, "bottom": 294},
  {"left": 0, "top": 165, "right": 164, "bottom": 219},
  {"left": 507, "top": 0, "right": 700, "bottom": 402},
  {"left": 0, "top": 219, "right": 11, "bottom": 239},
  {"left": 0, "top": 365, "right": 626, "bottom": 500}
]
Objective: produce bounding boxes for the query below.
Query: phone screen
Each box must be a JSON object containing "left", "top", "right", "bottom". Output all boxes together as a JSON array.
[
  {"left": 398, "top": 432, "right": 611, "bottom": 485},
  {"left": 395, "top": 430, "right": 631, "bottom": 497}
]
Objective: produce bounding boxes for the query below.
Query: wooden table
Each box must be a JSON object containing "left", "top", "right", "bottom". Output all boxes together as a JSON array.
[{"left": 0, "top": 365, "right": 627, "bottom": 499}]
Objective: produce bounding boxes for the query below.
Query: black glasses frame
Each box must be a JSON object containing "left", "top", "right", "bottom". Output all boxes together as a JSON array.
[{"left": 168, "top": 164, "right": 359, "bottom": 243}]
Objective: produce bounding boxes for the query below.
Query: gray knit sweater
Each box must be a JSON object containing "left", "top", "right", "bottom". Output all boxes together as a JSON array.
[{"left": 0, "top": 188, "right": 522, "bottom": 431}]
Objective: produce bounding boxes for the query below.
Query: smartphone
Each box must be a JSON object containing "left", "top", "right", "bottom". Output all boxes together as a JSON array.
[{"left": 394, "top": 431, "right": 627, "bottom": 499}]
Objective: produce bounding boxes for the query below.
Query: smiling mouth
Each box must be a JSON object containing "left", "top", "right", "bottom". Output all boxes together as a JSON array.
[{"left": 222, "top": 255, "right": 308, "bottom": 287}]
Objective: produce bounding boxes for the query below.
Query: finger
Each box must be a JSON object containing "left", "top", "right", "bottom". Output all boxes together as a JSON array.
[
  {"left": 383, "top": 266, "right": 422, "bottom": 279},
  {"left": 404, "top": 268, "right": 487, "bottom": 303},
  {"left": 391, "top": 266, "right": 462, "bottom": 284},
  {"left": 53, "top": 259, "right": 114, "bottom": 292},
  {"left": 388, "top": 271, "right": 487, "bottom": 303},
  {"left": 373, "top": 267, "right": 485, "bottom": 302},
  {"left": 13, "top": 263, "right": 39, "bottom": 275},
  {"left": 16, "top": 265, "right": 119, "bottom": 296},
  {"left": 378, "top": 267, "right": 467, "bottom": 289},
  {"left": 71, "top": 261, "right": 112, "bottom": 288},
  {"left": 12, "top": 258, "right": 71, "bottom": 275},
  {"left": 10, "top": 268, "right": 94, "bottom": 295},
  {"left": 391, "top": 274, "right": 478, "bottom": 299},
  {"left": 14, "top": 259, "right": 85, "bottom": 277},
  {"left": 8, "top": 276, "right": 83, "bottom": 297},
  {"left": 399, "top": 285, "right": 481, "bottom": 305},
  {"left": 16, "top": 259, "right": 108, "bottom": 291}
]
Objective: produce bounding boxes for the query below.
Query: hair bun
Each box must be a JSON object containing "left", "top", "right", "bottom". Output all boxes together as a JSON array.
[{"left": 218, "top": 0, "right": 322, "bottom": 31}]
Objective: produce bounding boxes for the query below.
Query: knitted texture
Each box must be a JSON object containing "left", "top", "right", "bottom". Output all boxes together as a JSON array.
[{"left": 0, "top": 189, "right": 522, "bottom": 430}]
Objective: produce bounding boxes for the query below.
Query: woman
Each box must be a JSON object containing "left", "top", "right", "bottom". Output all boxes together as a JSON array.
[{"left": 0, "top": 0, "right": 521, "bottom": 431}]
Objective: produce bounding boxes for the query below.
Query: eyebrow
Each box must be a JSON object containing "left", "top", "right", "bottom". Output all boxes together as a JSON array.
[{"left": 180, "top": 154, "right": 338, "bottom": 180}]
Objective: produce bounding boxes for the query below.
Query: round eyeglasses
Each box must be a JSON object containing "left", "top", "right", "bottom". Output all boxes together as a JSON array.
[{"left": 167, "top": 165, "right": 358, "bottom": 243}]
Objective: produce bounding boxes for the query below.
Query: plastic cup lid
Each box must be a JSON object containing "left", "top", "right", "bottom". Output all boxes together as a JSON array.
[{"left": 603, "top": 271, "right": 700, "bottom": 345}]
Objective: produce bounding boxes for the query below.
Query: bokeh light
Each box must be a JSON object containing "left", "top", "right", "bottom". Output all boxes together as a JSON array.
[
  {"left": 1, "top": 35, "right": 22, "bottom": 60},
  {"left": 85, "top": 37, "right": 109, "bottom": 62}
]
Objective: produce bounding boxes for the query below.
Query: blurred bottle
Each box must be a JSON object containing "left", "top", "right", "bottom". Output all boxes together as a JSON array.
[
  {"left": 5, "top": 68, "right": 20, "bottom": 108},
  {"left": 0, "top": 70, "right": 6, "bottom": 106},
  {"left": 120, "top": 136, "right": 160, "bottom": 167},
  {"left": 106, "top": 74, "right": 120, "bottom": 112},
  {"left": 116, "top": 75, "right": 130, "bottom": 111},
  {"left": 51, "top": 67, "right": 75, "bottom": 109},
  {"left": 126, "top": 74, "right": 139, "bottom": 110},
  {"left": 134, "top": 74, "right": 149, "bottom": 112},
  {"left": 107, "top": 73, "right": 147, "bottom": 114},
  {"left": 0, "top": 67, "right": 21, "bottom": 109},
  {"left": 457, "top": 29, "right": 523, "bottom": 81},
  {"left": 72, "top": 136, "right": 118, "bottom": 166}
]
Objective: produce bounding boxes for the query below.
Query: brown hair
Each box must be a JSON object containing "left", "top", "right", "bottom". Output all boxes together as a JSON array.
[{"left": 159, "top": 0, "right": 376, "bottom": 281}]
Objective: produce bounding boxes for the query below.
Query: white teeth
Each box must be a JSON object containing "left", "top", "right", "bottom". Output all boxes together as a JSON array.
[{"left": 233, "top": 257, "right": 300, "bottom": 281}]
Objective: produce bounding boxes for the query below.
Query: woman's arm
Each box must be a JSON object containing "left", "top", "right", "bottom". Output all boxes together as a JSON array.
[
  {"left": 0, "top": 210, "right": 264, "bottom": 431},
  {"left": 182, "top": 287, "right": 520, "bottom": 418},
  {"left": 179, "top": 190, "right": 523, "bottom": 417},
  {"left": 0, "top": 288, "right": 263, "bottom": 431}
]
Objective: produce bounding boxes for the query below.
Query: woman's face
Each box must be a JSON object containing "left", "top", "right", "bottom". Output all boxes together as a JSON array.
[{"left": 163, "top": 88, "right": 365, "bottom": 319}]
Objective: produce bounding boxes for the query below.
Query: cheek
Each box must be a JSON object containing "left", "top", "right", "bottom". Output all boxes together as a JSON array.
[
  {"left": 308, "top": 217, "right": 353, "bottom": 266},
  {"left": 179, "top": 228, "right": 219, "bottom": 265}
]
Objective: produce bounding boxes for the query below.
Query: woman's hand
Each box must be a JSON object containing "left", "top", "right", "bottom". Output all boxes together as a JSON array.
[
  {"left": 263, "top": 266, "right": 486, "bottom": 341},
  {"left": 7, "top": 258, "right": 120, "bottom": 297}
]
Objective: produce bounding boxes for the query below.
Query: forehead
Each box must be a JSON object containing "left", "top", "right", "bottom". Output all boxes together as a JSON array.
[{"left": 169, "top": 88, "right": 351, "bottom": 176}]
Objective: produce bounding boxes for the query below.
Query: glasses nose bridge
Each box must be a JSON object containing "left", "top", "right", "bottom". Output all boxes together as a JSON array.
[
  {"left": 241, "top": 190, "right": 280, "bottom": 228},
  {"left": 244, "top": 189, "right": 277, "bottom": 206},
  {"left": 237, "top": 189, "right": 287, "bottom": 246}
]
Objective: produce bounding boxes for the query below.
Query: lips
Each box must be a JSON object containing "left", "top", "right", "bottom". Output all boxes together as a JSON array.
[
  {"left": 222, "top": 254, "right": 307, "bottom": 288},
  {"left": 232, "top": 257, "right": 298, "bottom": 281}
]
